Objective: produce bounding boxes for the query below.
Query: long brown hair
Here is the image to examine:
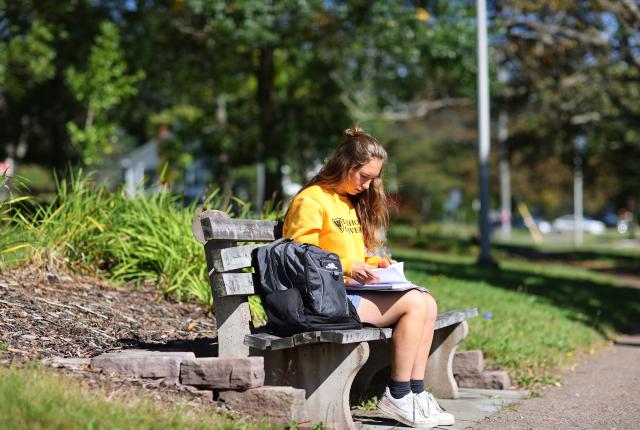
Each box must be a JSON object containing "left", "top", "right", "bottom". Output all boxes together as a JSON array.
[{"left": 302, "top": 127, "right": 389, "bottom": 251}]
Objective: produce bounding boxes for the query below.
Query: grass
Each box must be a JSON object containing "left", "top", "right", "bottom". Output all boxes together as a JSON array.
[
  {"left": 0, "top": 363, "right": 273, "bottom": 430},
  {"left": 391, "top": 245, "right": 640, "bottom": 387}
]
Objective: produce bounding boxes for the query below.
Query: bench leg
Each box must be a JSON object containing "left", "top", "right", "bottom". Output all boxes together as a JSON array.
[
  {"left": 352, "top": 321, "right": 469, "bottom": 400},
  {"left": 259, "top": 342, "right": 369, "bottom": 430},
  {"left": 424, "top": 321, "right": 468, "bottom": 399},
  {"left": 349, "top": 340, "right": 389, "bottom": 399}
]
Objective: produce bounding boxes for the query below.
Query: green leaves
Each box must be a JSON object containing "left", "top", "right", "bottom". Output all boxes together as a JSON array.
[
  {"left": 65, "top": 22, "right": 145, "bottom": 165},
  {"left": 2, "top": 18, "right": 56, "bottom": 98}
]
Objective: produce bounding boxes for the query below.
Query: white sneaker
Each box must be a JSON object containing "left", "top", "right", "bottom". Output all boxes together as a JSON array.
[
  {"left": 415, "top": 391, "right": 455, "bottom": 426},
  {"left": 377, "top": 387, "right": 438, "bottom": 428}
]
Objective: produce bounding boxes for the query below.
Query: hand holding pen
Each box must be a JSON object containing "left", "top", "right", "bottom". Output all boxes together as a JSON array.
[{"left": 378, "top": 254, "right": 397, "bottom": 268}]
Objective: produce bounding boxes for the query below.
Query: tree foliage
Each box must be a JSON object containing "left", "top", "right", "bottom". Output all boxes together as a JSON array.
[
  {"left": 0, "top": 0, "right": 638, "bottom": 218},
  {"left": 66, "top": 22, "right": 144, "bottom": 165},
  {"left": 495, "top": 0, "right": 640, "bottom": 211}
]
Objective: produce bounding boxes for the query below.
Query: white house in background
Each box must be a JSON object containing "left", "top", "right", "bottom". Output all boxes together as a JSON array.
[
  {"left": 118, "top": 126, "right": 210, "bottom": 202},
  {"left": 119, "top": 139, "right": 160, "bottom": 198}
]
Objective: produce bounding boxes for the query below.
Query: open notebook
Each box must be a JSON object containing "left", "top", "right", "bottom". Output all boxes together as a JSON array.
[{"left": 345, "top": 262, "right": 428, "bottom": 292}]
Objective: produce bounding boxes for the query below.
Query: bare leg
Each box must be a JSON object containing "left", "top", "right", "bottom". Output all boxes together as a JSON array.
[
  {"left": 411, "top": 294, "right": 437, "bottom": 380},
  {"left": 357, "top": 290, "right": 431, "bottom": 381}
]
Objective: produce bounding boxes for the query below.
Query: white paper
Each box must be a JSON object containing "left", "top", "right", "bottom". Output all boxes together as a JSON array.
[
  {"left": 346, "top": 283, "right": 428, "bottom": 292},
  {"left": 346, "top": 262, "right": 429, "bottom": 292},
  {"left": 371, "top": 262, "right": 408, "bottom": 284}
]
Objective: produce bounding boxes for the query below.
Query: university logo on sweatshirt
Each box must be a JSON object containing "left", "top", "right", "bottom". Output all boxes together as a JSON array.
[{"left": 332, "top": 218, "right": 361, "bottom": 234}]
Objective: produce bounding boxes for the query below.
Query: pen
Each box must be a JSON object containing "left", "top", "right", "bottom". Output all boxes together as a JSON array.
[{"left": 381, "top": 254, "right": 395, "bottom": 267}]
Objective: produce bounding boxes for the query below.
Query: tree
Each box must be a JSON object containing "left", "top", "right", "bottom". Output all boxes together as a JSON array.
[
  {"left": 0, "top": 1, "right": 57, "bottom": 162},
  {"left": 1, "top": 1, "right": 113, "bottom": 169},
  {"left": 65, "top": 21, "right": 144, "bottom": 165},
  {"left": 493, "top": 0, "right": 640, "bottom": 213}
]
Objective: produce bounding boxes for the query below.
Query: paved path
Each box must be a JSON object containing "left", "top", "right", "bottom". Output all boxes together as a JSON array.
[
  {"left": 471, "top": 337, "right": 640, "bottom": 430},
  {"left": 353, "top": 388, "right": 530, "bottom": 430},
  {"left": 354, "top": 337, "right": 639, "bottom": 430}
]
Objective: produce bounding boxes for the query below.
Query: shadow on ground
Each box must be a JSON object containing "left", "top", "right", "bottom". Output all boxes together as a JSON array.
[
  {"left": 118, "top": 338, "right": 219, "bottom": 356},
  {"left": 396, "top": 250, "right": 640, "bottom": 336},
  {"left": 493, "top": 243, "right": 640, "bottom": 277}
]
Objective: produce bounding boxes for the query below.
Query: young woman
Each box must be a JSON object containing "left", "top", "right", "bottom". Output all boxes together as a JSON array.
[{"left": 283, "top": 127, "right": 454, "bottom": 428}]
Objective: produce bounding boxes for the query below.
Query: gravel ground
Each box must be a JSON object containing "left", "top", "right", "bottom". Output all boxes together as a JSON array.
[{"left": 471, "top": 336, "right": 640, "bottom": 430}]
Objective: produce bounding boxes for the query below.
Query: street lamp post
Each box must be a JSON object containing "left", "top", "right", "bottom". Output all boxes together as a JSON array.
[
  {"left": 476, "top": 0, "right": 495, "bottom": 266},
  {"left": 498, "top": 109, "right": 511, "bottom": 241}
]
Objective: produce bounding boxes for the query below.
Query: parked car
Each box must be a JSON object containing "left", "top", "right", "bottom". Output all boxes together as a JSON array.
[
  {"left": 512, "top": 216, "right": 553, "bottom": 234},
  {"left": 552, "top": 215, "right": 606, "bottom": 235}
]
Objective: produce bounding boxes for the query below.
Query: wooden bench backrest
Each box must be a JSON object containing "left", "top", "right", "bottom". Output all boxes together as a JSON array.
[{"left": 192, "top": 210, "right": 282, "bottom": 357}]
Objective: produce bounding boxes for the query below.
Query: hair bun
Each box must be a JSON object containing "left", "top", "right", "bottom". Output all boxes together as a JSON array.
[{"left": 344, "top": 126, "right": 364, "bottom": 137}]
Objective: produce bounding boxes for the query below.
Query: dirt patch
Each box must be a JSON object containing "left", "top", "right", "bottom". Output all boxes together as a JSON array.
[
  {"left": 0, "top": 265, "right": 216, "bottom": 360},
  {"left": 0, "top": 265, "right": 223, "bottom": 409}
]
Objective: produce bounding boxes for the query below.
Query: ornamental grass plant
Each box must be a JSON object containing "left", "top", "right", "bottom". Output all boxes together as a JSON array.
[{"left": 0, "top": 171, "right": 275, "bottom": 320}]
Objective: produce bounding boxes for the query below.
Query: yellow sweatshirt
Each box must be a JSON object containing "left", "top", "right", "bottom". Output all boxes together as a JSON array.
[{"left": 283, "top": 185, "right": 381, "bottom": 276}]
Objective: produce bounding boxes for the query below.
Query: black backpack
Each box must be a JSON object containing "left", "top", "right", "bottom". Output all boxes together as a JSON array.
[{"left": 253, "top": 238, "right": 362, "bottom": 337}]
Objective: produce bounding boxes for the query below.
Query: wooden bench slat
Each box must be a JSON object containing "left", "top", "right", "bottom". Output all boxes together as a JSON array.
[
  {"left": 212, "top": 244, "right": 264, "bottom": 272},
  {"left": 201, "top": 217, "right": 282, "bottom": 241},
  {"left": 318, "top": 328, "right": 393, "bottom": 344},
  {"left": 245, "top": 328, "right": 391, "bottom": 350},
  {"left": 245, "top": 332, "right": 296, "bottom": 350},
  {"left": 434, "top": 308, "right": 478, "bottom": 330},
  {"left": 293, "top": 331, "right": 322, "bottom": 345},
  {"left": 243, "top": 309, "right": 477, "bottom": 351},
  {"left": 212, "top": 273, "right": 256, "bottom": 296}
]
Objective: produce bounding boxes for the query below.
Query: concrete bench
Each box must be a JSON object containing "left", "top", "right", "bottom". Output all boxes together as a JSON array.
[{"left": 192, "top": 209, "right": 477, "bottom": 429}]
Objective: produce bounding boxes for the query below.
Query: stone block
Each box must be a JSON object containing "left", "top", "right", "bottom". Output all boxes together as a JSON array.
[
  {"left": 44, "top": 357, "right": 91, "bottom": 371},
  {"left": 453, "top": 350, "right": 485, "bottom": 375},
  {"left": 184, "top": 385, "right": 214, "bottom": 402},
  {"left": 180, "top": 357, "right": 264, "bottom": 390},
  {"left": 454, "top": 373, "right": 482, "bottom": 389},
  {"left": 218, "top": 386, "right": 308, "bottom": 424},
  {"left": 480, "top": 370, "right": 511, "bottom": 389},
  {"left": 455, "top": 370, "right": 511, "bottom": 390},
  {"left": 90, "top": 350, "right": 195, "bottom": 382}
]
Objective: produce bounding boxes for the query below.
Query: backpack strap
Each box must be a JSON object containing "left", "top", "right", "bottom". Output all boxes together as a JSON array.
[
  {"left": 280, "top": 240, "right": 297, "bottom": 287},
  {"left": 267, "top": 238, "right": 295, "bottom": 290}
]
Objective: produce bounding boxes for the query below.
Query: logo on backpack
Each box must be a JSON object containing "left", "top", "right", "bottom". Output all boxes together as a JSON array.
[{"left": 325, "top": 262, "right": 338, "bottom": 270}]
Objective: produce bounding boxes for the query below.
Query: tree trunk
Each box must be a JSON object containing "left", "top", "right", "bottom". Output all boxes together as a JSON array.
[
  {"left": 215, "top": 95, "right": 232, "bottom": 195},
  {"left": 256, "top": 45, "right": 282, "bottom": 211}
]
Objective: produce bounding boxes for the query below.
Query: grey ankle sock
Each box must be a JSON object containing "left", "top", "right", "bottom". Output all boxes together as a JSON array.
[
  {"left": 410, "top": 379, "right": 424, "bottom": 394},
  {"left": 388, "top": 379, "right": 411, "bottom": 399}
]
